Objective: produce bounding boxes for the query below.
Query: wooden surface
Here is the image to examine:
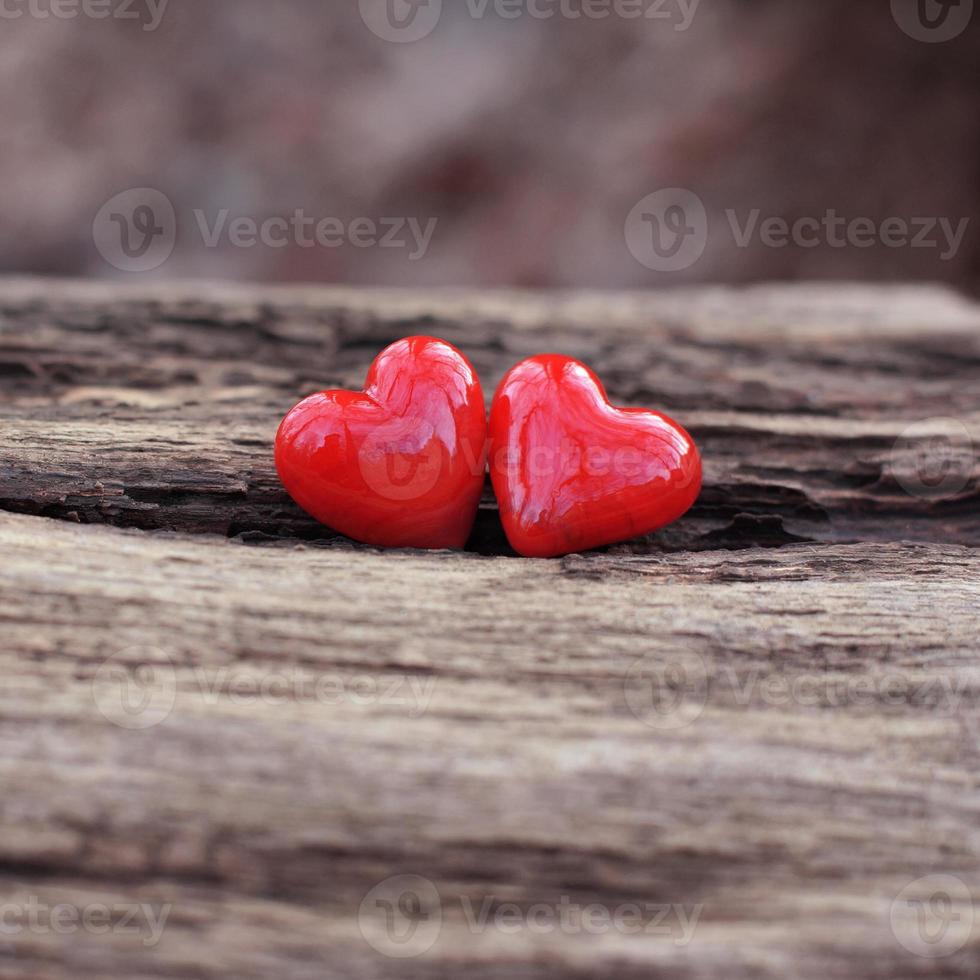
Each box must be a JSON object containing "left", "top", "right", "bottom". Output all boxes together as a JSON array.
[{"left": 0, "top": 278, "right": 978, "bottom": 979}]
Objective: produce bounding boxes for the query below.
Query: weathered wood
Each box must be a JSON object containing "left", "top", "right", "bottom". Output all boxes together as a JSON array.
[
  {"left": 0, "top": 278, "right": 978, "bottom": 979},
  {"left": 1, "top": 279, "right": 978, "bottom": 551}
]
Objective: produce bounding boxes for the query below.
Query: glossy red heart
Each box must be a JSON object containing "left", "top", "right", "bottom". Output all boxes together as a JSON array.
[
  {"left": 489, "top": 355, "right": 702, "bottom": 558},
  {"left": 275, "top": 336, "right": 486, "bottom": 549}
]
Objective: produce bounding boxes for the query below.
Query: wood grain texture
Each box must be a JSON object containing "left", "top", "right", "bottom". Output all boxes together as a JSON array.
[
  {"left": 0, "top": 278, "right": 978, "bottom": 979},
  {"left": 1, "top": 278, "right": 978, "bottom": 550}
]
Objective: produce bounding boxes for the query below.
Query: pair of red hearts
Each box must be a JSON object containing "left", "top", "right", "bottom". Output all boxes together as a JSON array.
[{"left": 275, "top": 337, "right": 701, "bottom": 558}]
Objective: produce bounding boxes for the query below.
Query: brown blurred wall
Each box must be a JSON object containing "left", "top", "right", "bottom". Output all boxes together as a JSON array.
[{"left": 0, "top": 0, "right": 977, "bottom": 290}]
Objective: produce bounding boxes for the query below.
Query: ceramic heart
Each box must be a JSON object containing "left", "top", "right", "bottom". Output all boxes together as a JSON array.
[
  {"left": 275, "top": 336, "right": 486, "bottom": 549},
  {"left": 489, "top": 355, "right": 701, "bottom": 558}
]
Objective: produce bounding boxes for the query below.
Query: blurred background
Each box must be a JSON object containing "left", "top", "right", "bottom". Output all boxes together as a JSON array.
[{"left": 1, "top": 0, "right": 977, "bottom": 290}]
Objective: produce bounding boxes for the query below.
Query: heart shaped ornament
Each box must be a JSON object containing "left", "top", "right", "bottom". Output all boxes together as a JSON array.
[
  {"left": 489, "top": 355, "right": 702, "bottom": 558},
  {"left": 276, "top": 337, "right": 487, "bottom": 549}
]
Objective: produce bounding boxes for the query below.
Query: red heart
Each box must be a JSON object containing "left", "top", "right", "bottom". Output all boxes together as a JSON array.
[
  {"left": 489, "top": 355, "right": 701, "bottom": 558},
  {"left": 275, "top": 337, "right": 486, "bottom": 549}
]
